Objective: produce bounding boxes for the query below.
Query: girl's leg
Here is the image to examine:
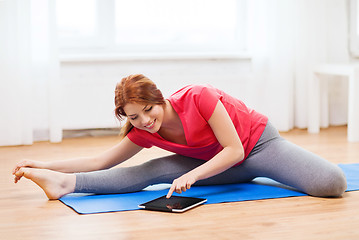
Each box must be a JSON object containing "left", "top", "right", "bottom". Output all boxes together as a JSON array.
[
  {"left": 241, "top": 122, "right": 347, "bottom": 197},
  {"left": 16, "top": 148, "right": 255, "bottom": 198},
  {"left": 74, "top": 154, "right": 255, "bottom": 194}
]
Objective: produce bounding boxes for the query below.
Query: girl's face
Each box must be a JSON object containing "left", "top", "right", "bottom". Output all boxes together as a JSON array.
[{"left": 123, "top": 102, "right": 164, "bottom": 133}]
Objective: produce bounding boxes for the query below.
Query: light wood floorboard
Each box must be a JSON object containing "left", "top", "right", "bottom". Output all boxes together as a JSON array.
[{"left": 1, "top": 126, "right": 358, "bottom": 239}]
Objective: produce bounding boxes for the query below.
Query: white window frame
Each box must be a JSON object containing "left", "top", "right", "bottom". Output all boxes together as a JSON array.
[
  {"left": 58, "top": 0, "right": 250, "bottom": 62},
  {"left": 349, "top": 0, "right": 359, "bottom": 57}
]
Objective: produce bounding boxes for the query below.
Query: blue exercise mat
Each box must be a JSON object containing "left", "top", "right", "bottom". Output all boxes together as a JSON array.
[{"left": 59, "top": 163, "right": 359, "bottom": 214}]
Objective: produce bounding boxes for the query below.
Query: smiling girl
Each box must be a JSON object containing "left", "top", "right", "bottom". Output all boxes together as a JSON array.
[{"left": 13, "top": 74, "right": 347, "bottom": 199}]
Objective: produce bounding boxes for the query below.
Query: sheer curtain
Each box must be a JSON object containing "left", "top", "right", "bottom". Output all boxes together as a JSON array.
[
  {"left": 0, "top": 0, "right": 61, "bottom": 146},
  {"left": 248, "top": 0, "right": 329, "bottom": 131}
]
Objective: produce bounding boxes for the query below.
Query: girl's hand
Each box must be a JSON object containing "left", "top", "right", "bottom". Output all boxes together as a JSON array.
[
  {"left": 166, "top": 173, "right": 197, "bottom": 198},
  {"left": 12, "top": 159, "right": 45, "bottom": 183}
]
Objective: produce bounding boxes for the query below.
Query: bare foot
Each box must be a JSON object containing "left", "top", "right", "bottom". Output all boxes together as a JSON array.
[{"left": 14, "top": 168, "right": 76, "bottom": 200}]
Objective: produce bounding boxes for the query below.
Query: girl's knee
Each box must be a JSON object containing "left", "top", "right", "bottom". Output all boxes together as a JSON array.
[{"left": 308, "top": 168, "right": 347, "bottom": 197}]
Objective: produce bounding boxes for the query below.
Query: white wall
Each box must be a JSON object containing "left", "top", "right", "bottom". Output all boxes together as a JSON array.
[
  {"left": 32, "top": 0, "right": 352, "bottom": 141},
  {"left": 57, "top": 59, "right": 253, "bottom": 130}
]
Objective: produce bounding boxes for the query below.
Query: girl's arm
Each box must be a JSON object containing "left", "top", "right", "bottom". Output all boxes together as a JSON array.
[
  {"left": 13, "top": 136, "right": 143, "bottom": 174},
  {"left": 167, "top": 100, "right": 244, "bottom": 198}
]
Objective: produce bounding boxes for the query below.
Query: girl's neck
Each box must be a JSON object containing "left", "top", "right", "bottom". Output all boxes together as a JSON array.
[
  {"left": 161, "top": 100, "right": 181, "bottom": 131},
  {"left": 157, "top": 100, "right": 187, "bottom": 145}
]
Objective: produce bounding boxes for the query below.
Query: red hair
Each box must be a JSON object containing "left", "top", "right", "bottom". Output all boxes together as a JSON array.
[{"left": 114, "top": 74, "right": 166, "bottom": 138}]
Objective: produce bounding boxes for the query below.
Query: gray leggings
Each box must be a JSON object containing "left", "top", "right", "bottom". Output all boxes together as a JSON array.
[{"left": 75, "top": 122, "right": 347, "bottom": 197}]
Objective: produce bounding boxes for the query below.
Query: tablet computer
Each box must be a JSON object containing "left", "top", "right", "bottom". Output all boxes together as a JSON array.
[{"left": 138, "top": 195, "right": 207, "bottom": 213}]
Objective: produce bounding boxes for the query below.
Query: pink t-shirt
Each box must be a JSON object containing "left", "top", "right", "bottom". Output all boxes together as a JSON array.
[{"left": 127, "top": 85, "right": 268, "bottom": 166}]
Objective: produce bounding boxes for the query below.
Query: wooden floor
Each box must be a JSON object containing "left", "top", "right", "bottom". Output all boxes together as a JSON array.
[{"left": 1, "top": 126, "right": 359, "bottom": 240}]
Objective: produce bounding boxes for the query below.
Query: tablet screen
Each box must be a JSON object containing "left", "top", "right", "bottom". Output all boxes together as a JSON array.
[{"left": 138, "top": 195, "right": 207, "bottom": 213}]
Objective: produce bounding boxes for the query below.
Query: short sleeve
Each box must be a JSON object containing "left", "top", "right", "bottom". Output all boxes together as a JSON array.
[
  {"left": 127, "top": 128, "right": 153, "bottom": 148},
  {"left": 196, "top": 86, "right": 220, "bottom": 121}
]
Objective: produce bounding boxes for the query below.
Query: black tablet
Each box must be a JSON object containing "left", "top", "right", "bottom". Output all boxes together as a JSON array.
[{"left": 138, "top": 195, "right": 207, "bottom": 213}]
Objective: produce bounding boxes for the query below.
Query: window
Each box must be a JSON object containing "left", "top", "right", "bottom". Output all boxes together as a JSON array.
[
  {"left": 349, "top": 0, "right": 359, "bottom": 57},
  {"left": 56, "top": 0, "right": 248, "bottom": 60},
  {"left": 56, "top": 0, "right": 99, "bottom": 47}
]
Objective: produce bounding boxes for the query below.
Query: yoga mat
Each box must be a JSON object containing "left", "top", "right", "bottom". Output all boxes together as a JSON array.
[{"left": 60, "top": 163, "right": 359, "bottom": 214}]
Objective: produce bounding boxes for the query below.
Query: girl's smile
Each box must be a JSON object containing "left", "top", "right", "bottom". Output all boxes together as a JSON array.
[{"left": 145, "top": 119, "right": 156, "bottom": 129}]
